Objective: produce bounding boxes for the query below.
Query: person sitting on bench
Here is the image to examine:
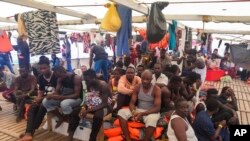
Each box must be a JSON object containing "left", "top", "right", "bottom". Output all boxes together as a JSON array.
[
  {"left": 42, "top": 66, "right": 82, "bottom": 128},
  {"left": 79, "top": 69, "right": 112, "bottom": 141},
  {"left": 18, "top": 56, "right": 57, "bottom": 141},
  {"left": 14, "top": 66, "right": 37, "bottom": 122},
  {"left": 118, "top": 70, "right": 161, "bottom": 141}
]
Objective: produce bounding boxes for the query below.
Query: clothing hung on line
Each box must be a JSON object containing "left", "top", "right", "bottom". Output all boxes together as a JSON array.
[
  {"left": 168, "top": 20, "right": 177, "bottom": 50},
  {"left": 23, "top": 10, "right": 60, "bottom": 56},
  {"left": 83, "top": 32, "right": 91, "bottom": 53},
  {"left": 116, "top": 4, "right": 132, "bottom": 57},
  {"left": 17, "top": 13, "right": 28, "bottom": 37},
  {"left": 13, "top": 40, "right": 30, "bottom": 70}
]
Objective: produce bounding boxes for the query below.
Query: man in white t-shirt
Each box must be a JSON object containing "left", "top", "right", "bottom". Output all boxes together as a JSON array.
[
  {"left": 193, "top": 58, "right": 207, "bottom": 83},
  {"left": 152, "top": 63, "right": 168, "bottom": 88}
]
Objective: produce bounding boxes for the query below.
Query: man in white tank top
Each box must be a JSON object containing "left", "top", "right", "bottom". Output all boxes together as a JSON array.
[
  {"left": 118, "top": 70, "right": 161, "bottom": 141},
  {"left": 167, "top": 98, "right": 198, "bottom": 141}
]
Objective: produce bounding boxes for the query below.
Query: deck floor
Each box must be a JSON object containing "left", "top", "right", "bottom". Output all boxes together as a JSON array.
[
  {"left": 0, "top": 79, "right": 250, "bottom": 140},
  {"left": 0, "top": 98, "right": 81, "bottom": 141}
]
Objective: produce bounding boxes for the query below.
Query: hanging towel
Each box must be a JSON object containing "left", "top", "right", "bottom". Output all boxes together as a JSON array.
[
  {"left": 116, "top": 5, "right": 132, "bottom": 57},
  {"left": 168, "top": 20, "right": 177, "bottom": 50},
  {"left": 17, "top": 14, "right": 28, "bottom": 37},
  {"left": 23, "top": 10, "right": 60, "bottom": 56}
]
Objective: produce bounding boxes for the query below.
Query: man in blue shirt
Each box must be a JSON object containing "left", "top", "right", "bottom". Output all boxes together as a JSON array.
[
  {"left": 193, "top": 99, "right": 226, "bottom": 141},
  {"left": 63, "top": 35, "right": 72, "bottom": 72}
]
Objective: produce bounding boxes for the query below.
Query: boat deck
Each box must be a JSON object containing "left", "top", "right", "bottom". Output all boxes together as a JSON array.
[{"left": 0, "top": 79, "right": 250, "bottom": 141}]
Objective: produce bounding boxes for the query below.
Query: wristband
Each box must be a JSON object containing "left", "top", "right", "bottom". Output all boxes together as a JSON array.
[
  {"left": 218, "top": 124, "right": 223, "bottom": 128},
  {"left": 81, "top": 106, "right": 86, "bottom": 110}
]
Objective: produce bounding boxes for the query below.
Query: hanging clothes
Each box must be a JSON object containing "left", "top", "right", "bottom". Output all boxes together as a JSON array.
[
  {"left": 207, "top": 34, "right": 212, "bottom": 54},
  {"left": 105, "top": 34, "right": 111, "bottom": 49},
  {"left": 13, "top": 38, "right": 30, "bottom": 70},
  {"left": 218, "top": 39, "right": 222, "bottom": 48},
  {"left": 176, "top": 29, "right": 182, "bottom": 51},
  {"left": 63, "top": 38, "right": 72, "bottom": 72},
  {"left": 150, "top": 33, "right": 170, "bottom": 49},
  {"left": 116, "top": 4, "right": 132, "bottom": 57},
  {"left": 137, "top": 28, "right": 169, "bottom": 50},
  {"left": 23, "top": 10, "right": 60, "bottom": 56},
  {"left": 201, "top": 33, "right": 207, "bottom": 45},
  {"left": 83, "top": 32, "right": 91, "bottom": 53},
  {"left": 168, "top": 20, "right": 177, "bottom": 50},
  {"left": 17, "top": 14, "right": 27, "bottom": 37},
  {"left": 0, "top": 31, "right": 13, "bottom": 53},
  {"left": 90, "top": 32, "right": 104, "bottom": 45}
]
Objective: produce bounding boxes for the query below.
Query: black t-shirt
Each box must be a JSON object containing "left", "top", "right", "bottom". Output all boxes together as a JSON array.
[
  {"left": 38, "top": 73, "right": 57, "bottom": 96},
  {"left": 61, "top": 73, "right": 83, "bottom": 99},
  {"left": 92, "top": 45, "right": 108, "bottom": 61}
]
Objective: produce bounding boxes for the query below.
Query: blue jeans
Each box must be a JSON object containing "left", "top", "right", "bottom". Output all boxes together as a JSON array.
[
  {"left": 66, "top": 53, "right": 72, "bottom": 72},
  {"left": 220, "top": 128, "right": 230, "bottom": 141},
  {"left": 0, "top": 56, "right": 15, "bottom": 74},
  {"left": 42, "top": 98, "right": 82, "bottom": 115},
  {"left": 94, "top": 59, "right": 109, "bottom": 82}
]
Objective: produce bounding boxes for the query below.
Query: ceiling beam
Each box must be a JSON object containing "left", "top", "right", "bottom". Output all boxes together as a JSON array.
[
  {"left": 2, "top": 14, "right": 250, "bottom": 25},
  {"left": 0, "top": 19, "right": 99, "bottom": 30},
  {"left": 109, "top": 0, "right": 148, "bottom": 15},
  {"left": 193, "top": 29, "right": 250, "bottom": 35},
  {"left": 109, "top": 0, "right": 185, "bottom": 28},
  {"left": 0, "top": 26, "right": 17, "bottom": 31},
  {"left": 0, "top": 17, "right": 15, "bottom": 23},
  {"left": 132, "top": 15, "right": 250, "bottom": 23},
  {"left": 1, "top": 0, "right": 97, "bottom": 20}
]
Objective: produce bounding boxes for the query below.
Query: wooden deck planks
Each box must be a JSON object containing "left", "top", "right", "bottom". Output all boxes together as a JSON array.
[
  {"left": 0, "top": 100, "right": 82, "bottom": 141},
  {"left": 207, "top": 79, "right": 250, "bottom": 125}
]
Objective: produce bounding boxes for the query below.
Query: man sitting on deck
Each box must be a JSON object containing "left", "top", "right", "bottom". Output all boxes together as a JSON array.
[
  {"left": 15, "top": 66, "right": 37, "bottom": 122},
  {"left": 218, "top": 86, "right": 238, "bottom": 111},
  {"left": 18, "top": 56, "right": 57, "bottom": 141},
  {"left": 42, "top": 66, "right": 82, "bottom": 128},
  {"left": 118, "top": 70, "right": 161, "bottom": 141}
]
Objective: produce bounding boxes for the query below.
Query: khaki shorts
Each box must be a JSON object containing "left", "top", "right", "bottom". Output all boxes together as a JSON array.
[{"left": 118, "top": 108, "right": 160, "bottom": 128}]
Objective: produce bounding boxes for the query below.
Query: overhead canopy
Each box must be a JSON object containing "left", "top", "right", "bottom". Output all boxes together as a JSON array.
[{"left": 0, "top": 0, "right": 250, "bottom": 41}]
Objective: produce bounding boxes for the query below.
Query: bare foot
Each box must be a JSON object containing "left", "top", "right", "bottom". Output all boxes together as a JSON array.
[
  {"left": 19, "top": 133, "right": 25, "bottom": 138},
  {"left": 55, "top": 117, "right": 64, "bottom": 128},
  {"left": 17, "top": 135, "right": 32, "bottom": 141}
]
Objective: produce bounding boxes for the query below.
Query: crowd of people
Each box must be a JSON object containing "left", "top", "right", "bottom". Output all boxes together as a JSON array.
[{"left": 0, "top": 43, "right": 240, "bottom": 141}]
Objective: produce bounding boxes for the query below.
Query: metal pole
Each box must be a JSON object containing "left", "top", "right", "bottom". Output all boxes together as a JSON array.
[{"left": 56, "top": 0, "right": 250, "bottom": 7}]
